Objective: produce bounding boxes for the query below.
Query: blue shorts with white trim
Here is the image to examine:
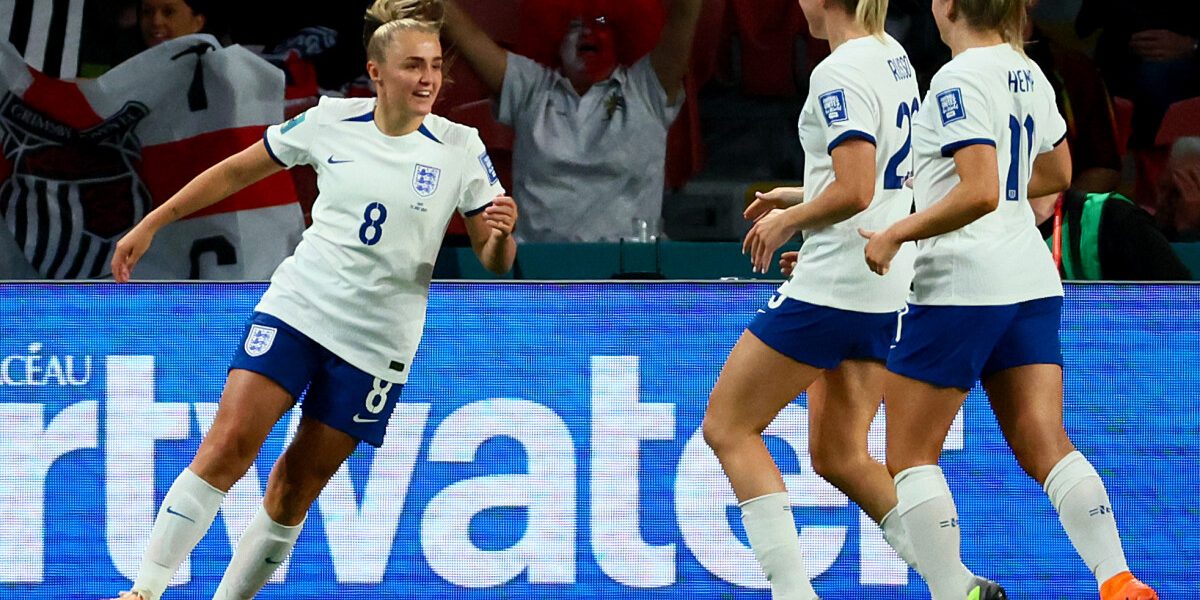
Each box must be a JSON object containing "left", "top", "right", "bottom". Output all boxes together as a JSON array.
[
  {"left": 746, "top": 295, "right": 900, "bottom": 369},
  {"left": 886, "top": 296, "right": 1064, "bottom": 389},
  {"left": 229, "top": 312, "right": 403, "bottom": 447}
]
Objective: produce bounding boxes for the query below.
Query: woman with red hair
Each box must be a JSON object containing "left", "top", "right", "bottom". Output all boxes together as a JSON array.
[{"left": 443, "top": 0, "right": 701, "bottom": 242}]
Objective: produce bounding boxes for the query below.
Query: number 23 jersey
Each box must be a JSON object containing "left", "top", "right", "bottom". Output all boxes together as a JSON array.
[
  {"left": 257, "top": 97, "right": 501, "bottom": 383},
  {"left": 910, "top": 44, "right": 1067, "bottom": 306}
]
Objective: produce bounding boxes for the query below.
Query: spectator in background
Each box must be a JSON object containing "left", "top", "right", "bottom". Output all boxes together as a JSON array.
[
  {"left": 1157, "top": 136, "right": 1200, "bottom": 242},
  {"left": 442, "top": 0, "right": 702, "bottom": 242},
  {"left": 140, "top": 0, "right": 210, "bottom": 48},
  {"left": 1026, "top": 0, "right": 1121, "bottom": 193},
  {"left": 1077, "top": 0, "right": 1200, "bottom": 150}
]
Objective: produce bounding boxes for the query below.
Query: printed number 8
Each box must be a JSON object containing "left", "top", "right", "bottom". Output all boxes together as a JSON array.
[
  {"left": 365, "top": 378, "right": 392, "bottom": 414},
  {"left": 359, "top": 202, "right": 388, "bottom": 246}
]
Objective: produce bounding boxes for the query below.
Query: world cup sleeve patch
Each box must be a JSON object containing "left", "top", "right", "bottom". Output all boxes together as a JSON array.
[
  {"left": 819, "top": 89, "right": 849, "bottom": 126},
  {"left": 244, "top": 325, "right": 277, "bottom": 357},
  {"left": 280, "top": 111, "right": 306, "bottom": 134},
  {"left": 937, "top": 88, "right": 967, "bottom": 125},
  {"left": 478, "top": 152, "right": 499, "bottom": 185}
]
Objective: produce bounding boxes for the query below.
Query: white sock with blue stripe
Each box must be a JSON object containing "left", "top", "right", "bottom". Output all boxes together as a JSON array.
[
  {"left": 740, "top": 492, "right": 819, "bottom": 600},
  {"left": 895, "top": 465, "right": 974, "bottom": 599},
  {"left": 1043, "top": 451, "right": 1130, "bottom": 588}
]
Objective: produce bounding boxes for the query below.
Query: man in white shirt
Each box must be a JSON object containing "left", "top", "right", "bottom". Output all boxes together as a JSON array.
[{"left": 442, "top": 0, "right": 701, "bottom": 242}]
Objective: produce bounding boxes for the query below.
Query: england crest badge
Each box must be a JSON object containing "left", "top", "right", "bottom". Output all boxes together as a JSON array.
[
  {"left": 245, "top": 325, "right": 277, "bottom": 357},
  {"left": 413, "top": 164, "right": 441, "bottom": 197}
]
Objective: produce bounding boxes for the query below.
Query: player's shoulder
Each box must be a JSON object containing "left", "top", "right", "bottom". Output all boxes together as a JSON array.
[
  {"left": 420, "top": 113, "right": 484, "bottom": 151},
  {"left": 304, "top": 96, "right": 377, "bottom": 124}
]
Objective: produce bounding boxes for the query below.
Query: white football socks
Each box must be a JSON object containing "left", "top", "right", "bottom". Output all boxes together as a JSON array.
[
  {"left": 1043, "top": 451, "right": 1130, "bottom": 587},
  {"left": 740, "top": 492, "right": 819, "bottom": 600},
  {"left": 895, "top": 465, "right": 974, "bottom": 600},
  {"left": 212, "top": 507, "right": 305, "bottom": 599},
  {"left": 879, "top": 506, "right": 919, "bottom": 570},
  {"left": 131, "top": 468, "right": 225, "bottom": 600}
]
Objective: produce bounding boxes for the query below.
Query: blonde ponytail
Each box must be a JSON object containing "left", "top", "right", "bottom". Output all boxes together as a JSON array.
[
  {"left": 363, "top": 0, "right": 444, "bottom": 62},
  {"left": 855, "top": 0, "right": 888, "bottom": 37}
]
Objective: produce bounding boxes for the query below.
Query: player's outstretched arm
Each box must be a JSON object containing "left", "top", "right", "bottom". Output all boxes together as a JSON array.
[
  {"left": 1029, "top": 141, "right": 1072, "bottom": 199},
  {"left": 650, "top": 0, "right": 703, "bottom": 104},
  {"left": 743, "top": 139, "right": 875, "bottom": 273},
  {"left": 443, "top": 0, "right": 509, "bottom": 94},
  {"left": 110, "top": 141, "right": 283, "bottom": 282},
  {"left": 861, "top": 144, "right": 999, "bottom": 275},
  {"left": 466, "top": 195, "right": 518, "bottom": 275}
]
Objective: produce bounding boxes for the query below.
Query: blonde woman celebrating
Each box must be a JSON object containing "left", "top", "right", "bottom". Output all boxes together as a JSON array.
[{"left": 109, "top": 1, "right": 517, "bottom": 597}]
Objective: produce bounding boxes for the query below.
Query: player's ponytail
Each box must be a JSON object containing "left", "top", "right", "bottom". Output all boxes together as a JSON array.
[
  {"left": 954, "top": 0, "right": 1027, "bottom": 52},
  {"left": 363, "top": 0, "right": 445, "bottom": 62},
  {"left": 831, "top": 0, "right": 888, "bottom": 36},
  {"left": 855, "top": 0, "right": 888, "bottom": 37}
]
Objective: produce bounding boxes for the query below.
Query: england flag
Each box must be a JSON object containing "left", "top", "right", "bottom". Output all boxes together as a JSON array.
[{"left": 0, "top": 34, "right": 304, "bottom": 280}]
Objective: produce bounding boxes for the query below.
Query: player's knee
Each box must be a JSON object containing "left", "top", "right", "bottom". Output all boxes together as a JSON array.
[
  {"left": 702, "top": 412, "right": 743, "bottom": 456},
  {"left": 192, "top": 431, "right": 258, "bottom": 486},
  {"left": 810, "top": 442, "right": 868, "bottom": 486}
]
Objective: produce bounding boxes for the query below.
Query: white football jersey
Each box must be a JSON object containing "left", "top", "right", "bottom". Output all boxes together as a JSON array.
[
  {"left": 778, "top": 34, "right": 918, "bottom": 313},
  {"left": 257, "top": 97, "right": 501, "bottom": 382},
  {"left": 910, "top": 44, "right": 1067, "bottom": 305}
]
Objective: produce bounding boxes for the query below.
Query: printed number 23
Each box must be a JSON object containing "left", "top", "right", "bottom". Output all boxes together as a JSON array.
[
  {"left": 1006, "top": 115, "right": 1036, "bottom": 201},
  {"left": 884, "top": 98, "right": 920, "bottom": 190}
]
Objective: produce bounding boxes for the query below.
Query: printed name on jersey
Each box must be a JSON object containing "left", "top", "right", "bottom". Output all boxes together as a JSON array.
[
  {"left": 245, "top": 325, "right": 277, "bottom": 357},
  {"left": 818, "top": 89, "right": 849, "bottom": 126},
  {"left": 280, "top": 112, "right": 306, "bottom": 134},
  {"left": 478, "top": 152, "right": 499, "bottom": 185},
  {"left": 412, "top": 164, "right": 441, "bottom": 197},
  {"left": 937, "top": 88, "right": 967, "bottom": 125}
]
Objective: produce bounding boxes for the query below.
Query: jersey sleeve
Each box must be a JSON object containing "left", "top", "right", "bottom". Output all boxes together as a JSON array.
[
  {"left": 263, "top": 101, "right": 323, "bottom": 168},
  {"left": 459, "top": 130, "right": 505, "bottom": 217},
  {"left": 808, "top": 64, "right": 881, "bottom": 154},
  {"left": 928, "top": 68, "right": 996, "bottom": 157},
  {"left": 622, "top": 56, "right": 684, "bottom": 128},
  {"left": 1034, "top": 66, "right": 1069, "bottom": 154},
  {"left": 497, "top": 52, "right": 551, "bottom": 127}
]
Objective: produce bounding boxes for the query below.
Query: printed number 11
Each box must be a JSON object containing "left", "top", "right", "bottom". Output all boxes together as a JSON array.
[{"left": 1006, "top": 114, "right": 1035, "bottom": 201}]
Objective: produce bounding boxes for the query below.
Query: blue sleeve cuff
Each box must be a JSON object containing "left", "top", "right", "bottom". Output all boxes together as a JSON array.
[
  {"left": 262, "top": 130, "right": 287, "bottom": 168},
  {"left": 463, "top": 201, "right": 493, "bottom": 217},
  {"left": 941, "top": 138, "right": 996, "bottom": 157},
  {"left": 827, "top": 130, "right": 877, "bottom": 154}
]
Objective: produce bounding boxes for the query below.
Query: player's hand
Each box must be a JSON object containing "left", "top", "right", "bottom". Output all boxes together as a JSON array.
[
  {"left": 859, "top": 227, "right": 901, "bottom": 276},
  {"left": 484, "top": 195, "right": 518, "bottom": 238},
  {"left": 744, "top": 187, "right": 804, "bottom": 221},
  {"left": 744, "top": 208, "right": 796, "bottom": 274},
  {"left": 1129, "top": 30, "right": 1197, "bottom": 61},
  {"left": 110, "top": 222, "right": 158, "bottom": 283},
  {"left": 779, "top": 251, "right": 800, "bottom": 277}
]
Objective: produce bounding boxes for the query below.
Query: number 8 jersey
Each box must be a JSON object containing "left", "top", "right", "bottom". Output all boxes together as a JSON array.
[
  {"left": 779, "top": 34, "right": 919, "bottom": 313},
  {"left": 256, "top": 96, "right": 501, "bottom": 383},
  {"left": 910, "top": 44, "right": 1067, "bottom": 306}
]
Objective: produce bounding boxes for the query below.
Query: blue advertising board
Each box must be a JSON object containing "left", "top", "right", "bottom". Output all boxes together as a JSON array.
[{"left": 0, "top": 282, "right": 1195, "bottom": 598}]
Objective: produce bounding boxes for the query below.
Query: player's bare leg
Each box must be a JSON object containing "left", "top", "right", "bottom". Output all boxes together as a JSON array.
[
  {"left": 986, "top": 364, "right": 1157, "bottom": 599},
  {"left": 704, "top": 331, "right": 824, "bottom": 599},
  {"left": 112, "top": 370, "right": 294, "bottom": 600},
  {"left": 212, "top": 416, "right": 358, "bottom": 599},
  {"left": 808, "top": 360, "right": 917, "bottom": 568}
]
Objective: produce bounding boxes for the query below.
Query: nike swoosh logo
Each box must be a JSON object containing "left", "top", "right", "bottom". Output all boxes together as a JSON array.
[
  {"left": 327, "top": 156, "right": 353, "bottom": 164},
  {"left": 353, "top": 414, "right": 379, "bottom": 423},
  {"left": 165, "top": 505, "right": 196, "bottom": 523},
  {"left": 265, "top": 557, "right": 284, "bottom": 565}
]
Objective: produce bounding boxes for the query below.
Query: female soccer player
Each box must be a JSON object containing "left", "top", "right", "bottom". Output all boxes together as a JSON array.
[
  {"left": 861, "top": 0, "right": 1158, "bottom": 598},
  {"left": 701, "top": 0, "right": 922, "bottom": 597},
  {"left": 109, "top": 1, "right": 517, "bottom": 598}
]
